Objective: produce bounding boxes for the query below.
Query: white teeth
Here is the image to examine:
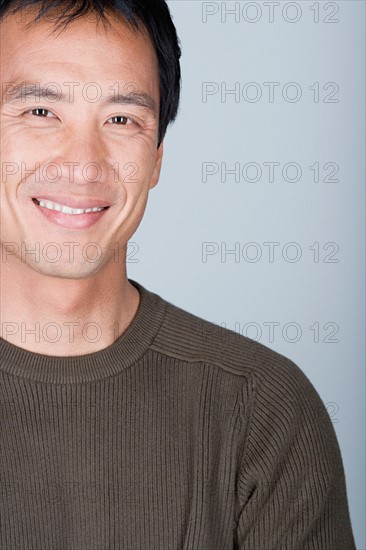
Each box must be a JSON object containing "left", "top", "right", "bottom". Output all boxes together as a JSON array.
[{"left": 37, "top": 200, "right": 104, "bottom": 215}]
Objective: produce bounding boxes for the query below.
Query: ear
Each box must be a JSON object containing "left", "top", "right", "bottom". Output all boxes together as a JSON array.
[{"left": 149, "top": 141, "right": 164, "bottom": 190}]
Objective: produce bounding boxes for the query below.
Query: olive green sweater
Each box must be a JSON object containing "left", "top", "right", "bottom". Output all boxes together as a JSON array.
[{"left": 0, "top": 279, "right": 355, "bottom": 549}]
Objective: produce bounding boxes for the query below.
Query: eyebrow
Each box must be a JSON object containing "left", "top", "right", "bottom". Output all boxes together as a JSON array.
[{"left": 2, "top": 82, "right": 158, "bottom": 117}]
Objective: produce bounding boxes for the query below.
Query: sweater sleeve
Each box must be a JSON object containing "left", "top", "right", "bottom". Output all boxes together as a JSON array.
[{"left": 233, "top": 357, "right": 356, "bottom": 550}]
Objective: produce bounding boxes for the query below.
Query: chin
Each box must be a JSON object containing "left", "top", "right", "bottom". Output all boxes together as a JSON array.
[{"left": 26, "top": 259, "right": 106, "bottom": 280}]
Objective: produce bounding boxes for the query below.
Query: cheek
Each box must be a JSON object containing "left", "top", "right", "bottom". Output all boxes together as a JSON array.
[
  {"left": 1, "top": 125, "right": 41, "bottom": 166},
  {"left": 0, "top": 127, "right": 56, "bottom": 206},
  {"left": 110, "top": 138, "right": 158, "bottom": 184}
]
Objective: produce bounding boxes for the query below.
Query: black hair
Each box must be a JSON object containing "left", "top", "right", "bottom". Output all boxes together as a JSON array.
[{"left": 0, "top": 0, "right": 182, "bottom": 146}]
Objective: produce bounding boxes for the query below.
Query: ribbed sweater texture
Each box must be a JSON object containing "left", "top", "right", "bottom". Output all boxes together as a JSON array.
[{"left": 0, "top": 279, "right": 355, "bottom": 549}]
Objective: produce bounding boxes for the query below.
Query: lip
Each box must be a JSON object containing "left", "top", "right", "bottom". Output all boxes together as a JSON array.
[
  {"left": 31, "top": 197, "right": 110, "bottom": 230},
  {"left": 31, "top": 195, "right": 112, "bottom": 209}
]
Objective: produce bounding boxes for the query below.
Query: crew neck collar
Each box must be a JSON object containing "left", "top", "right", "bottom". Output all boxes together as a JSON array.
[{"left": 0, "top": 279, "right": 167, "bottom": 384}]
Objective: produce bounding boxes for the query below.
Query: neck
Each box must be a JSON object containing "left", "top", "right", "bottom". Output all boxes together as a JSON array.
[{"left": 0, "top": 258, "right": 140, "bottom": 357}]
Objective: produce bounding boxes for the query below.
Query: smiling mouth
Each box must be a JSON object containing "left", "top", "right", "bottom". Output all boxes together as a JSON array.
[{"left": 32, "top": 198, "right": 110, "bottom": 215}]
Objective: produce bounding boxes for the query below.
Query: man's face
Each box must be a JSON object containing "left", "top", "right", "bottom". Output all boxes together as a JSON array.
[{"left": 0, "top": 9, "right": 162, "bottom": 278}]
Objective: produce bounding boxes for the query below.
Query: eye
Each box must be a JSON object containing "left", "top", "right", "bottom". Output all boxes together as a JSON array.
[
  {"left": 107, "top": 115, "right": 133, "bottom": 126},
  {"left": 26, "top": 108, "right": 57, "bottom": 118}
]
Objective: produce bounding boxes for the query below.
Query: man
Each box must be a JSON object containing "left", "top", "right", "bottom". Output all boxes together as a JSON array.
[{"left": 0, "top": 1, "right": 356, "bottom": 548}]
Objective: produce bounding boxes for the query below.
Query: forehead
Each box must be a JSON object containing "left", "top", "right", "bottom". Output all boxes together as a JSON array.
[{"left": 0, "top": 10, "right": 159, "bottom": 96}]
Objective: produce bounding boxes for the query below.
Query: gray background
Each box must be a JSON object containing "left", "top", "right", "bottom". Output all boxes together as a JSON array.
[{"left": 127, "top": 1, "right": 366, "bottom": 547}]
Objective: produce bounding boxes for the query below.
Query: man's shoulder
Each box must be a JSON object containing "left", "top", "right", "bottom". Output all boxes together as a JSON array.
[
  {"left": 150, "top": 292, "right": 332, "bottom": 436},
  {"left": 151, "top": 293, "right": 311, "bottom": 393}
]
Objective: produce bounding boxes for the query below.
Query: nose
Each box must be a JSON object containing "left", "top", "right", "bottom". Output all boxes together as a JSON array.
[{"left": 46, "top": 126, "right": 111, "bottom": 187}]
